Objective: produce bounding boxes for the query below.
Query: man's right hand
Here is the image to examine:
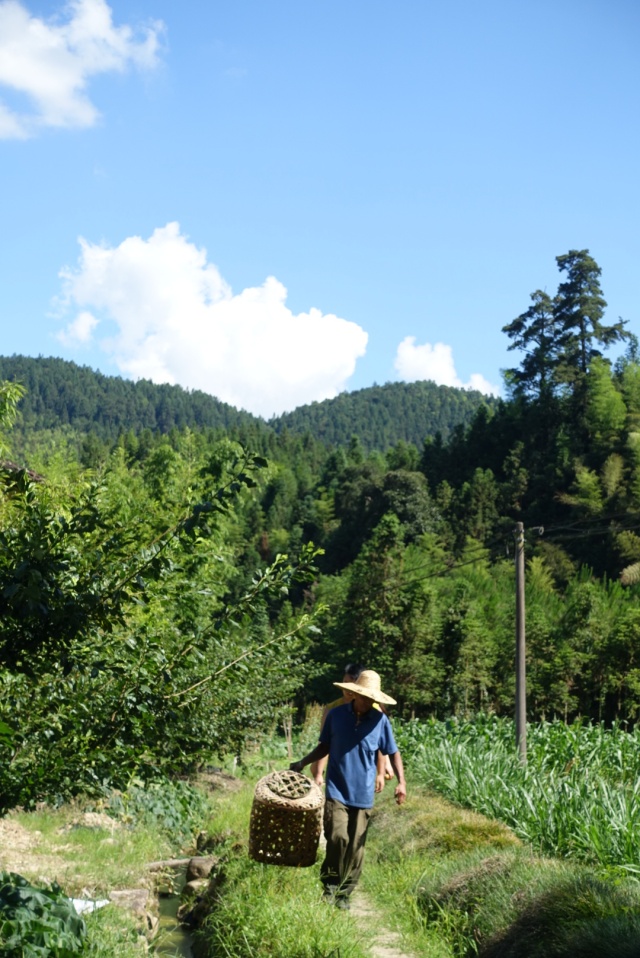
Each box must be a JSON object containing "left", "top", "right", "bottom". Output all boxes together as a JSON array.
[{"left": 289, "top": 761, "right": 304, "bottom": 773}]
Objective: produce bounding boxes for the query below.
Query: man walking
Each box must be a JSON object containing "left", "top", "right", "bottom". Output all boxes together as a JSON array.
[{"left": 290, "top": 670, "right": 406, "bottom": 908}]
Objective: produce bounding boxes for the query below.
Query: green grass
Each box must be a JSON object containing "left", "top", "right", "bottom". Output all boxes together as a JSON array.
[
  {"left": 2, "top": 802, "right": 176, "bottom": 897},
  {"left": 0, "top": 778, "right": 213, "bottom": 956},
  {"left": 480, "top": 875, "right": 640, "bottom": 957},
  {"left": 363, "top": 782, "right": 640, "bottom": 958},
  {"left": 363, "top": 784, "right": 522, "bottom": 957},
  {"left": 194, "top": 727, "right": 640, "bottom": 957},
  {"left": 193, "top": 772, "right": 371, "bottom": 958},
  {"left": 8, "top": 730, "right": 638, "bottom": 958},
  {"left": 84, "top": 905, "right": 151, "bottom": 958}
]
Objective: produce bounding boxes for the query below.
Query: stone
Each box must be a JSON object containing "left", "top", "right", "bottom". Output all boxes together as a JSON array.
[
  {"left": 186, "top": 856, "right": 218, "bottom": 881},
  {"left": 108, "top": 888, "right": 150, "bottom": 916},
  {"left": 181, "top": 879, "right": 208, "bottom": 900}
]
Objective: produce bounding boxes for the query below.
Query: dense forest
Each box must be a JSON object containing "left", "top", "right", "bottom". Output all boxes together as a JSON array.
[
  {"left": 0, "top": 354, "right": 266, "bottom": 438},
  {"left": 274, "top": 380, "right": 496, "bottom": 448},
  {"left": 0, "top": 354, "right": 493, "bottom": 452},
  {"left": 1, "top": 248, "right": 640, "bottom": 811}
]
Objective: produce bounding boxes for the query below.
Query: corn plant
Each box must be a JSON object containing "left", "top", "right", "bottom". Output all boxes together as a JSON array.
[{"left": 395, "top": 716, "right": 640, "bottom": 866}]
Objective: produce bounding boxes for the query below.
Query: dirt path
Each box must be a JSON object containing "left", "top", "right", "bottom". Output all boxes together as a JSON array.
[{"left": 350, "top": 891, "right": 416, "bottom": 958}]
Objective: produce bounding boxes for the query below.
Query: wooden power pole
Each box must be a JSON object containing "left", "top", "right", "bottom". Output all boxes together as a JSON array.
[{"left": 514, "top": 522, "right": 527, "bottom": 764}]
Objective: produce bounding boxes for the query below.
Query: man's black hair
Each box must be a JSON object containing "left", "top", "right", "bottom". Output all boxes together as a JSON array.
[{"left": 344, "top": 663, "right": 365, "bottom": 680}]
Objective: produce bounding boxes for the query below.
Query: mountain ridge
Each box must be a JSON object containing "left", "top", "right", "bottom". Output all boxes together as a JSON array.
[{"left": 0, "top": 354, "right": 496, "bottom": 451}]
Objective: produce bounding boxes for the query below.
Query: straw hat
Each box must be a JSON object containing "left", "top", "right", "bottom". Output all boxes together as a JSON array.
[{"left": 333, "top": 669, "right": 396, "bottom": 706}]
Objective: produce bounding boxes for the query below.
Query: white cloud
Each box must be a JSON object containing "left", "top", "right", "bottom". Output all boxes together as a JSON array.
[
  {"left": 57, "top": 309, "right": 98, "bottom": 346},
  {"left": 56, "top": 222, "right": 369, "bottom": 417},
  {"left": 0, "top": 0, "right": 164, "bottom": 138},
  {"left": 394, "top": 335, "right": 501, "bottom": 397}
]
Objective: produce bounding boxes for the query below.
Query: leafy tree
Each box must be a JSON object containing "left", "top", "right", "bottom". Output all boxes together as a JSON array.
[
  {"left": 503, "top": 290, "right": 558, "bottom": 399},
  {"left": 584, "top": 358, "right": 626, "bottom": 459},
  {"left": 0, "top": 406, "right": 323, "bottom": 808},
  {"left": 554, "top": 250, "right": 626, "bottom": 388}
]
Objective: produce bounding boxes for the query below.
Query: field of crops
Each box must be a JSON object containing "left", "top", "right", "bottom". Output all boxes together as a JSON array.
[{"left": 394, "top": 716, "right": 640, "bottom": 869}]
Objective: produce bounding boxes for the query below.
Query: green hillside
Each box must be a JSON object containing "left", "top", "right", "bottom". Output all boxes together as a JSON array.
[
  {"left": 0, "top": 354, "right": 264, "bottom": 438},
  {"left": 272, "top": 379, "right": 497, "bottom": 448},
  {"left": 0, "top": 354, "right": 494, "bottom": 451}
]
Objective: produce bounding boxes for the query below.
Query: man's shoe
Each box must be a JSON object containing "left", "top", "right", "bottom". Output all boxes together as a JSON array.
[
  {"left": 335, "top": 896, "right": 351, "bottom": 910},
  {"left": 322, "top": 885, "right": 337, "bottom": 903}
]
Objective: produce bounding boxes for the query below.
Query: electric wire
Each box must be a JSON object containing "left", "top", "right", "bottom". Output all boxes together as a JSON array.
[{"left": 371, "top": 509, "right": 640, "bottom": 598}]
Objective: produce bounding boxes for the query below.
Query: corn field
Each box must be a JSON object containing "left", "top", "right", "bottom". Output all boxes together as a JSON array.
[{"left": 394, "top": 716, "right": 640, "bottom": 869}]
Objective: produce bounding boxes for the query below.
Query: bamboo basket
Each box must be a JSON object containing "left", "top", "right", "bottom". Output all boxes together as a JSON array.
[{"left": 248, "top": 770, "right": 324, "bottom": 867}]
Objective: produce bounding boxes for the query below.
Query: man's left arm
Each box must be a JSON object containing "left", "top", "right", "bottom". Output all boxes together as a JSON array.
[{"left": 389, "top": 750, "right": 406, "bottom": 805}]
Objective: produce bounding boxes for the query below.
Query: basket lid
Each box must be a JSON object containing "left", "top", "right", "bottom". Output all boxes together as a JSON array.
[{"left": 264, "top": 769, "right": 314, "bottom": 800}]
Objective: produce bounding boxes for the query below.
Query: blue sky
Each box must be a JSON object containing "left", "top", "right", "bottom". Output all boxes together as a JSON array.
[{"left": 1, "top": 0, "right": 639, "bottom": 417}]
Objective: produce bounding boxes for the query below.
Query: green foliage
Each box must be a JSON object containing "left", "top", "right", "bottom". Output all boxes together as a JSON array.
[
  {"left": 4, "top": 246, "right": 640, "bottom": 810},
  {"left": 585, "top": 358, "right": 626, "bottom": 454},
  {"left": 0, "top": 872, "right": 86, "bottom": 958},
  {"left": 0, "top": 355, "right": 263, "bottom": 443},
  {"left": 272, "top": 380, "right": 496, "bottom": 450},
  {"left": 0, "top": 382, "right": 25, "bottom": 459},
  {"left": 0, "top": 430, "right": 322, "bottom": 810},
  {"left": 103, "top": 778, "right": 209, "bottom": 845},
  {"left": 0, "top": 356, "right": 494, "bottom": 457},
  {"left": 503, "top": 289, "right": 558, "bottom": 399}
]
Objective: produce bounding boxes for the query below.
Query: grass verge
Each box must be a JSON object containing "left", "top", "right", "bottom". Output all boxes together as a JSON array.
[
  {"left": 193, "top": 771, "right": 371, "bottom": 958},
  {"left": 363, "top": 782, "right": 640, "bottom": 957},
  {"left": 197, "top": 745, "right": 640, "bottom": 958}
]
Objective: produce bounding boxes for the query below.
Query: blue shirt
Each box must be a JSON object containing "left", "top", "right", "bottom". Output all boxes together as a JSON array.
[{"left": 319, "top": 702, "right": 397, "bottom": 809}]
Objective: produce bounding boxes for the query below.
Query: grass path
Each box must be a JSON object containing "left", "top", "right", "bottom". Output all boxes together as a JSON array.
[{"left": 351, "top": 891, "right": 416, "bottom": 958}]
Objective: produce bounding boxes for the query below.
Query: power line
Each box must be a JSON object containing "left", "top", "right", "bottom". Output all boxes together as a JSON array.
[
  {"left": 375, "top": 535, "right": 510, "bottom": 596},
  {"left": 354, "top": 509, "right": 640, "bottom": 602}
]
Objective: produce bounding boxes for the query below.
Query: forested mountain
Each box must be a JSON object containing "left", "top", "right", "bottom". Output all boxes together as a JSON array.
[
  {"left": 0, "top": 354, "right": 494, "bottom": 451},
  {"left": 0, "top": 354, "right": 265, "bottom": 438},
  {"left": 271, "top": 380, "right": 495, "bottom": 448}
]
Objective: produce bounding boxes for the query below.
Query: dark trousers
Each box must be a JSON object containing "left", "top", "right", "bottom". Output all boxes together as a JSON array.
[{"left": 320, "top": 798, "right": 372, "bottom": 898}]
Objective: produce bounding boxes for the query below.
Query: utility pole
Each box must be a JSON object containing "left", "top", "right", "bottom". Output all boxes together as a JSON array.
[{"left": 514, "top": 522, "right": 527, "bottom": 764}]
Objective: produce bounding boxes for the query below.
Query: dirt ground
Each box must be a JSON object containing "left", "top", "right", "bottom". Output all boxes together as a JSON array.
[
  {"left": 0, "top": 817, "right": 61, "bottom": 881},
  {"left": 0, "top": 811, "right": 119, "bottom": 886}
]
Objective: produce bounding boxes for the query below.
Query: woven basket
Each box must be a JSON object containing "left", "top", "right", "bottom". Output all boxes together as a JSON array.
[{"left": 248, "top": 770, "right": 324, "bottom": 867}]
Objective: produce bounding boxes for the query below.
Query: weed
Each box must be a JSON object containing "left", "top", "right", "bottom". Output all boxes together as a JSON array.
[{"left": 103, "top": 778, "right": 210, "bottom": 845}]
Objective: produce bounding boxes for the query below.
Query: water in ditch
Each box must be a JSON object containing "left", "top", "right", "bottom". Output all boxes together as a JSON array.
[{"left": 153, "top": 868, "right": 194, "bottom": 958}]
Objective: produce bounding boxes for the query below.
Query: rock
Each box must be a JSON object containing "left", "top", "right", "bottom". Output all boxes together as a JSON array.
[
  {"left": 181, "top": 879, "right": 208, "bottom": 900},
  {"left": 186, "top": 856, "right": 218, "bottom": 881},
  {"left": 177, "top": 871, "right": 226, "bottom": 929},
  {"left": 147, "top": 857, "right": 191, "bottom": 872},
  {"left": 196, "top": 830, "right": 226, "bottom": 853},
  {"left": 108, "top": 888, "right": 151, "bottom": 916}
]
